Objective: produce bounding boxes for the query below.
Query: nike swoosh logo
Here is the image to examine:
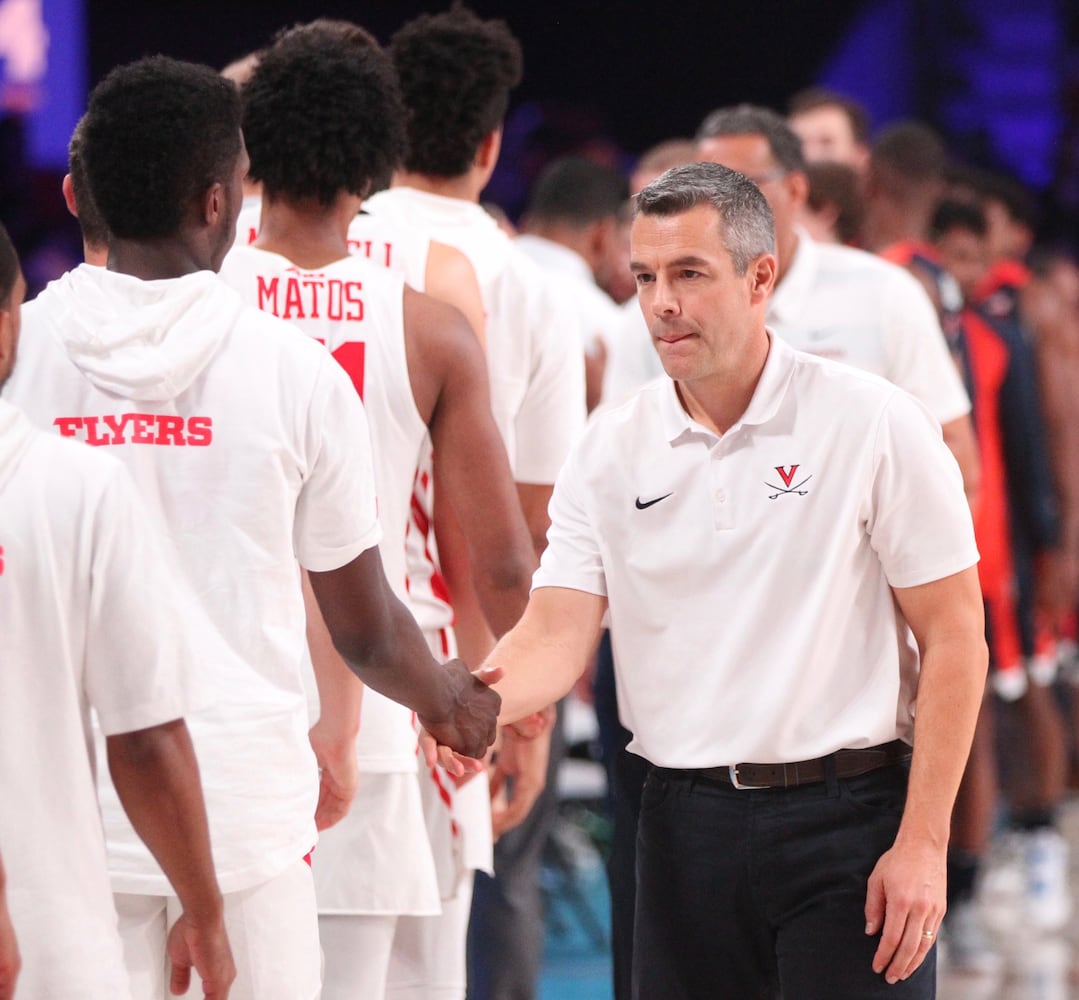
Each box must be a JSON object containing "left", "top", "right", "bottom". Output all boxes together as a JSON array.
[{"left": 635, "top": 493, "right": 673, "bottom": 510}]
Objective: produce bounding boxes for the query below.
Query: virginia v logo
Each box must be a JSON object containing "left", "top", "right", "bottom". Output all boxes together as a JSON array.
[{"left": 766, "top": 465, "right": 811, "bottom": 500}]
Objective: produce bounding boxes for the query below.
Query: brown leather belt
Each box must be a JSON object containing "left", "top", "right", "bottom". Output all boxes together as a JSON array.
[{"left": 668, "top": 739, "right": 912, "bottom": 790}]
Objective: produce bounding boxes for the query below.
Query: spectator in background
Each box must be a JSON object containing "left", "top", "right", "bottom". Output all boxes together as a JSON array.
[
  {"left": 787, "top": 86, "right": 872, "bottom": 173},
  {"left": 517, "top": 156, "right": 628, "bottom": 410},
  {"left": 802, "top": 161, "right": 864, "bottom": 245},
  {"left": 861, "top": 121, "right": 949, "bottom": 256},
  {"left": 628, "top": 137, "right": 696, "bottom": 195}
]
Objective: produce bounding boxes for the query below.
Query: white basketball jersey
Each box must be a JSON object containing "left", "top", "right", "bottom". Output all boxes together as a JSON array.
[{"left": 220, "top": 245, "right": 428, "bottom": 771}]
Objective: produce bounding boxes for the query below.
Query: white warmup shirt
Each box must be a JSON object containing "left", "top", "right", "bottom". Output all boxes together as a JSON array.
[
  {"left": 603, "top": 296, "right": 664, "bottom": 406},
  {"left": 766, "top": 232, "right": 971, "bottom": 425},
  {"left": 0, "top": 400, "right": 201, "bottom": 999},
  {"left": 533, "top": 333, "right": 979, "bottom": 767},
  {"left": 6, "top": 264, "right": 382, "bottom": 896},
  {"left": 515, "top": 233, "right": 622, "bottom": 358},
  {"left": 365, "top": 186, "right": 585, "bottom": 483},
  {"left": 220, "top": 244, "right": 426, "bottom": 774}
]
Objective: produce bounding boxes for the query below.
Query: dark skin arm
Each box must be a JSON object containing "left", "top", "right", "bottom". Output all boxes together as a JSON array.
[
  {"left": 402, "top": 289, "right": 557, "bottom": 813},
  {"left": 0, "top": 851, "right": 18, "bottom": 1000},
  {"left": 403, "top": 287, "right": 537, "bottom": 635},
  {"left": 107, "top": 720, "right": 234, "bottom": 999},
  {"left": 308, "top": 546, "right": 500, "bottom": 760}
]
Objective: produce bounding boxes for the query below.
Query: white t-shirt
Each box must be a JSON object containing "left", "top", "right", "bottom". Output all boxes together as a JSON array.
[
  {"left": 220, "top": 245, "right": 427, "bottom": 772},
  {"left": 602, "top": 296, "right": 664, "bottom": 407},
  {"left": 767, "top": 233, "right": 971, "bottom": 425},
  {"left": 515, "top": 234, "right": 622, "bottom": 356},
  {"left": 365, "top": 186, "right": 585, "bottom": 484},
  {"left": 6, "top": 264, "right": 382, "bottom": 895},
  {"left": 0, "top": 400, "right": 200, "bottom": 998},
  {"left": 533, "top": 333, "right": 979, "bottom": 766}
]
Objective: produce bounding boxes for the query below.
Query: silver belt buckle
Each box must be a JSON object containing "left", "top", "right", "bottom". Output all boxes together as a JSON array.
[{"left": 728, "top": 763, "right": 767, "bottom": 790}]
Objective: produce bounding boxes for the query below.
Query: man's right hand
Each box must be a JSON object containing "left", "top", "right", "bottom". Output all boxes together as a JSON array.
[
  {"left": 417, "top": 660, "right": 502, "bottom": 760},
  {"left": 166, "top": 911, "right": 235, "bottom": 999}
]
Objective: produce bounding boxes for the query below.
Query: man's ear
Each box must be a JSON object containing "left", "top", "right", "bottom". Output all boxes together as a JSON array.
[
  {"left": 474, "top": 128, "right": 502, "bottom": 172},
  {"left": 749, "top": 253, "right": 778, "bottom": 302},
  {"left": 62, "top": 174, "right": 79, "bottom": 219},
  {"left": 201, "top": 181, "right": 226, "bottom": 226},
  {"left": 586, "top": 217, "right": 616, "bottom": 270},
  {"left": 785, "top": 170, "right": 810, "bottom": 212}
]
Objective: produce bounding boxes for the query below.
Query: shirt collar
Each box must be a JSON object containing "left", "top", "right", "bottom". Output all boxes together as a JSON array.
[
  {"left": 657, "top": 330, "right": 796, "bottom": 444},
  {"left": 766, "top": 228, "right": 818, "bottom": 326}
]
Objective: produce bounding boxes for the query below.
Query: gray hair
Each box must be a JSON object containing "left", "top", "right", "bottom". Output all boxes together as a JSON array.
[
  {"left": 696, "top": 103, "right": 807, "bottom": 175},
  {"left": 635, "top": 161, "right": 775, "bottom": 274}
]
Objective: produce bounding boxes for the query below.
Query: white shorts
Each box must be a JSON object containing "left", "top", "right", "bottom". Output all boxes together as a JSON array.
[
  {"left": 114, "top": 857, "right": 320, "bottom": 1000},
  {"left": 312, "top": 770, "right": 440, "bottom": 915},
  {"left": 386, "top": 872, "right": 476, "bottom": 1000}
]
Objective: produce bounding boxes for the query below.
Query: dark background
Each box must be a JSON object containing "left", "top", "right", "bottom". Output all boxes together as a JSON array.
[{"left": 5, "top": 0, "right": 1079, "bottom": 289}]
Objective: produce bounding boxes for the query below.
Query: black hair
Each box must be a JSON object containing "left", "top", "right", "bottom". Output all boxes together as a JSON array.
[
  {"left": 0, "top": 220, "right": 17, "bottom": 306},
  {"left": 788, "top": 87, "right": 871, "bottom": 145},
  {"left": 695, "top": 104, "right": 807, "bottom": 174},
  {"left": 390, "top": 5, "right": 523, "bottom": 178},
  {"left": 243, "top": 23, "right": 404, "bottom": 205},
  {"left": 871, "top": 121, "right": 948, "bottom": 184},
  {"left": 930, "top": 198, "right": 988, "bottom": 242},
  {"left": 526, "top": 157, "right": 629, "bottom": 226},
  {"left": 81, "top": 55, "right": 242, "bottom": 240},
  {"left": 67, "top": 117, "right": 110, "bottom": 250}
]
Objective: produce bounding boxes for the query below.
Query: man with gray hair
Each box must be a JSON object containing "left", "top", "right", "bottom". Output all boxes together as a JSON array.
[{"left": 463, "top": 161, "right": 988, "bottom": 997}]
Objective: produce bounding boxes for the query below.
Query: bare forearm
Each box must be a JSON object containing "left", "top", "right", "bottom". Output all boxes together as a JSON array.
[
  {"left": 303, "top": 570, "right": 362, "bottom": 739},
  {"left": 898, "top": 635, "right": 989, "bottom": 847},
  {"left": 489, "top": 591, "right": 604, "bottom": 724},
  {"left": 941, "top": 416, "right": 981, "bottom": 507},
  {"left": 107, "top": 721, "right": 223, "bottom": 922}
]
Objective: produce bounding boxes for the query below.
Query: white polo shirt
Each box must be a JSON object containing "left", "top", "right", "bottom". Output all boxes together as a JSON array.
[
  {"left": 767, "top": 233, "right": 971, "bottom": 425},
  {"left": 0, "top": 400, "right": 201, "bottom": 998},
  {"left": 7, "top": 265, "right": 382, "bottom": 895},
  {"left": 533, "top": 333, "right": 979, "bottom": 767}
]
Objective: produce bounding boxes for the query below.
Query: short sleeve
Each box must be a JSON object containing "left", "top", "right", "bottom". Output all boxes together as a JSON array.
[
  {"left": 512, "top": 269, "right": 587, "bottom": 485},
  {"left": 882, "top": 267, "right": 972, "bottom": 426},
  {"left": 85, "top": 464, "right": 206, "bottom": 736},
  {"left": 294, "top": 352, "right": 383, "bottom": 571},
  {"left": 865, "top": 389, "right": 979, "bottom": 589},
  {"left": 531, "top": 443, "right": 607, "bottom": 597}
]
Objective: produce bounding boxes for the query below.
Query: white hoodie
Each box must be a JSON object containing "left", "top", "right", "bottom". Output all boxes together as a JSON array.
[
  {"left": 5, "top": 263, "right": 382, "bottom": 895},
  {"left": 0, "top": 397, "right": 208, "bottom": 998}
]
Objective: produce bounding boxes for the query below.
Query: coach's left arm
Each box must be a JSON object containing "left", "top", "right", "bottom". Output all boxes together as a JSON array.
[{"left": 864, "top": 564, "right": 988, "bottom": 985}]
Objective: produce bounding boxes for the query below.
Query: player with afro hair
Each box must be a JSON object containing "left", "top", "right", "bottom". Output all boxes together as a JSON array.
[
  {"left": 390, "top": 4, "right": 522, "bottom": 179},
  {"left": 80, "top": 55, "right": 242, "bottom": 242},
  {"left": 242, "top": 22, "right": 405, "bottom": 205}
]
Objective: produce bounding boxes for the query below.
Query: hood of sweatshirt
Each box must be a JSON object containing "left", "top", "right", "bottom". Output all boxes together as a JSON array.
[{"left": 41, "top": 264, "right": 244, "bottom": 403}]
